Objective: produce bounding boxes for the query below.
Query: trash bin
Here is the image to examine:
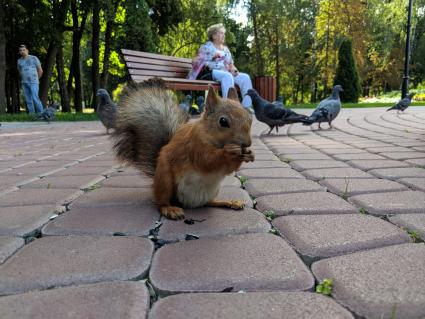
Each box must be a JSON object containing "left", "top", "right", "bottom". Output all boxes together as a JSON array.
[{"left": 254, "top": 76, "right": 276, "bottom": 102}]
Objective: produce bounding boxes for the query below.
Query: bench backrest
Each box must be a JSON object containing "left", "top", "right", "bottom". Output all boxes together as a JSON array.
[{"left": 121, "top": 49, "right": 193, "bottom": 82}]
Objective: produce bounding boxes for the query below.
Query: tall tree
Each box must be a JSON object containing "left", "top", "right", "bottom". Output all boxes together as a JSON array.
[
  {"left": 39, "top": 0, "right": 71, "bottom": 106},
  {"left": 0, "top": 4, "right": 6, "bottom": 113},
  {"left": 91, "top": 0, "right": 100, "bottom": 109},
  {"left": 334, "top": 38, "right": 361, "bottom": 102}
]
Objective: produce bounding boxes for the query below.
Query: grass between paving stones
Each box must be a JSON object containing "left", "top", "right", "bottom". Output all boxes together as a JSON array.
[
  {"left": 238, "top": 176, "right": 248, "bottom": 186},
  {"left": 0, "top": 112, "right": 99, "bottom": 122},
  {"left": 406, "top": 229, "right": 423, "bottom": 243}
]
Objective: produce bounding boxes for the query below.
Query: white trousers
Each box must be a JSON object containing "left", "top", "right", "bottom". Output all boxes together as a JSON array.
[{"left": 212, "top": 70, "right": 253, "bottom": 108}]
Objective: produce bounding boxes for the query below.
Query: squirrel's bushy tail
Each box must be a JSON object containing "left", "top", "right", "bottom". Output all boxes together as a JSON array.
[{"left": 112, "top": 78, "right": 188, "bottom": 176}]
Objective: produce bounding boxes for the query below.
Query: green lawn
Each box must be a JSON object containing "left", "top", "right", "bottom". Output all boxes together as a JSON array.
[{"left": 0, "top": 112, "right": 99, "bottom": 122}]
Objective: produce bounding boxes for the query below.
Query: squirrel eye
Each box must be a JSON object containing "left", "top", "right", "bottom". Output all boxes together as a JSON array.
[{"left": 219, "top": 117, "right": 230, "bottom": 128}]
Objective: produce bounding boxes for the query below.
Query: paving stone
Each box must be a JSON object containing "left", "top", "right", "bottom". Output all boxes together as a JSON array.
[
  {"left": 220, "top": 175, "right": 241, "bottom": 187},
  {"left": 398, "top": 177, "right": 425, "bottom": 191},
  {"left": 158, "top": 207, "right": 270, "bottom": 241},
  {"left": 380, "top": 151, "right": 425, "bottom": 160},
  {"left": 404, "top": 158, "right": 425, "bottom": 167},
  {"left": 0, "top": 282, "right": 149, "bottom": 319},
  {"left": 0, "top": 236, "right": 154, "bottom": 296},
  {"left": 48, "top": 166, "right": 113, "bottom": 176},
  {"left": 238, "top": 168, "right": 304, "bottom": 179},
  {"left": 312, "top": 243, "right": 425, "bottom": 319},
  {"left": 150, "top": 233, "right": 314, "bottom": 294},
  {"left": 20, "top": 175, "right": 105, "bottom": 189},
  {"left": 0, "top": 166, "right": 65, "bottom": 177},
  {"left": 320, "top": 148, "right": 366, "bottom": 155},
  {"left": 100, "top": 175, "right": 152, "bottom": 188},
  {"left": 240, "top": 160, "right": 290, "bottom": 169},
  {"left": 42, "top": 205, "right": 159, "bottom": 236},
  {"left": 255, "top": 192, "right": 357, "bottom": 216},
  {"left": 148, "top": 291, "right": 354, "bottom": 319},
  {"left": 244, "top": 178, "right": 325, "bottom": 197},
  {"left": 0, "top": 205, "right": 58, "bottom": 237},
  {"left": 365, "top": 146, "right": 412, "bottom": 153},
  {"left": 0, "top": 189, "right": 82, "bottom": 208},
  {"left": 290, "top": 160, "right": 349, "bottom": 171},
  {"left": 279, "top": 153, "right": 333, "bottom": 161},
  {"left": 302, "top": 167, "right": 373, "bottom": 181},
  {"left": 349, "top": 191, "right": 425, "bottom": 215},
  {"left": 368, "top": 167, "right": 425, "bottom": 180},
  {"left": 0, "top": 237, "right": 24, "bottom": 264},
  {"left": 347, "top": 159, "right": 411, "bottom": 170},
  {"left": 389, "top": 214, "right": 425, "bottom": 240},
  {"left": 250, "top": 153, "right": 279, "bottom": 161},
  {"left": 0, "top": 175, "right": 39, "bottom": 193},
  {"left": 273, "top": 214, "right": 411, "bottom": 262},
  {"left": 71, "top": 187, "right": 154, "bottom": 208},
  {"left": 333, "top": 153, "right": 386, "bottom": 161},
  {"left": 320, "top": 178, "right": 409, "bottom": 197},
  {"left": 216, "top": 186, "right": 254, "bottom": 207},
  {"left": 16, "top": 160, "right": 79, "bottom": 168}
]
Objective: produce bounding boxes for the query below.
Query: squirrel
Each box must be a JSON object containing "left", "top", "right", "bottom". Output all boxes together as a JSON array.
[{"left": 113, "top": 78, "right": 254, "bottom": 220}]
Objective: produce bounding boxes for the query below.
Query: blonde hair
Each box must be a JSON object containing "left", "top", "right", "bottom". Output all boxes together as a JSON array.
[{"left": 207, "top": 23, "right": 226, "bottom": 41}]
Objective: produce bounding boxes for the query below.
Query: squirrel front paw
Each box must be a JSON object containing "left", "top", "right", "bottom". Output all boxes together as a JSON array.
[
  {"left": 159, "top": 206, "right": 185, "bottom": 220},
  {"left": 224, "top": 144, "right": 254, "bottom": 162}
]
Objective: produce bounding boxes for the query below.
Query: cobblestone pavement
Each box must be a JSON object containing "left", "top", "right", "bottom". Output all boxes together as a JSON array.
[{"left": 0, "top": 107, "right": 425, "bottom": 318}]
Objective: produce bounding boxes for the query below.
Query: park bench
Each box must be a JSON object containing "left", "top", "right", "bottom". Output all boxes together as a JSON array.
[{"left": 121, "top": 49, "right": 220, "bottom": 91}]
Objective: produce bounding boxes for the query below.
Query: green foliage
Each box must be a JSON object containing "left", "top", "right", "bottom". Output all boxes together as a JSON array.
[
  {"left": 407, "top": 229, "right": 422, "bottom": 243},
  {"left": 334, "top": 38, "right": 361, "bottom": 102},
  {"left": 263, "top": 210, "right": 277, "bottom": 221},
  {"left": 316, "top": 278, "right": 333, "bottom": 295}
]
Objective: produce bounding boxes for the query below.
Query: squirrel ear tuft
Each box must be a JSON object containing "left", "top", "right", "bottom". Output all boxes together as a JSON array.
[
  {"left": 227, "top": 87, "right": 239, "bottom": 101},
  {"left": 206, "top": 85, "right": 219, "bottom": 113}
]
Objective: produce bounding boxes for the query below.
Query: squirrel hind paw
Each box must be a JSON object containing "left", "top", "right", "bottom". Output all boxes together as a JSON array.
[{"left": 160, "top": 206, "right": 185, "bottom": 220}]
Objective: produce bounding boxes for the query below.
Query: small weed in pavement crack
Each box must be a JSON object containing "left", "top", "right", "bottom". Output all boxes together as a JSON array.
[
  {"left": 264, "top": 210, "right": 277, "bottom": 221},
  {"left": 407, "top": 229, "right": 422, "bottom": 243},
  {"left": 358, "top": 207, "right": 368, "bottom": 215},
  {"left": 83, "top": 184, "right": 99, "bottom": 192},
  {"left": 316, "top": 278, "right": 333, "bottom": 295}
]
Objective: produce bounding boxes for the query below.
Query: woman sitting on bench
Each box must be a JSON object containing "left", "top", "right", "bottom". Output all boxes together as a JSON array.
[{"left": 188, "top": 23, "right": 253, "bottom": 109}]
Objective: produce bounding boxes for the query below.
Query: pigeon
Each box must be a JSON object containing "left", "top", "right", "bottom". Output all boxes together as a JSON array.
[
  {"left": 387, "top": 93, "right": 415, "bottom": 113},
  {"left": 196, "top": 96, "right": 205, "bottom": 114},
  {"left": 33, "top": 102, "right": 59, "bottom": 123},
  {"left": 246, "top": 89, "right": 310, "bottom": 135},
  {"left": 96, "top": 89, "right": 117, "bottom": 134},
  {"left": 179, "top": 95, "right": 192, "bottom": 113},
  {"left": 303, "top": 85, "right": 343, "bottom": 129}
]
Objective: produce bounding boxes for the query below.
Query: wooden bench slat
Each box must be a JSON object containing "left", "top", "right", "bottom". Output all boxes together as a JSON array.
[
  {"left": 129, "top": 69, "right": 187, "bottom": 78},
  {"left": 130, "top": 75, "right": 216, "bottom": 85},
  {"left": 126, "top": 62, "right": 190, "bottom": 73},
  {"left": 122, "top": 49, "right": 191, "bottom": 64},
  {"left": 124, "top": 56, "right": 192, "bottom": 68}
]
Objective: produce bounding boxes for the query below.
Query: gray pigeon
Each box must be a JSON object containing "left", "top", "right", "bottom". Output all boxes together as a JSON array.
[
  {"left": 179, "top": 95, "right": 192, "bottom": 113},
  {"left": 303, "top": 85, "right": 343, "bottom": 129},
  {"left": 96, "top": 89, "right": 117, "bottom": 134},
  {"left": 387, "top": 93, "right": 415, "bottom": 113},
  {"left": 33, "top": 102, "right": 59, "bottom": 123},
  {"left": 247, "top": 89, "right": 310, "bottom": 135},
  {"left": 196, "top": 96, "right": 205, "bottom": 114}
]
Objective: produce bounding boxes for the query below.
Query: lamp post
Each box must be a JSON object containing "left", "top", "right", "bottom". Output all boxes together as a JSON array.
[{"left": 401, "top": 0, "right": 413, "bottom": 98}]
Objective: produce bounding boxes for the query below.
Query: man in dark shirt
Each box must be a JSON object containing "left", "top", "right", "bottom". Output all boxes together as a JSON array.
[{"left": 17, "top": 45, "right": 44, "bottom": 114}]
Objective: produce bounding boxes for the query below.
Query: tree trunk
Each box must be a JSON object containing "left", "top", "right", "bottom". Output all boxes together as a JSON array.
[
  {"left": 101, "top": 0, "right": 120, "bottom": 88},
  {"left": 91, "top": 0, "right": 100, "bottom": 109},
  {"left": 39, "top": 0, "right": 71, "bottom": 106},
  {"left": 56, "top": 45, "right": 70, "bottom": 112},
  {"left": 250, "top": 0, "right": 264, "bottom": 76},
  {"left": 0, "top": 6, "right": 6, "bottom": 113},
  {"left": 68, "top": 0, "right": 88, "bottom": 112},
  {"left": 274, "top": 16, "right": 281, "bottom": 99}
]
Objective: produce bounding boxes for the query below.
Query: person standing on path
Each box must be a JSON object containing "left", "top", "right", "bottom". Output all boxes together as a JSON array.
[{"left": 17, "top": 44, "right": 44, "bottom": 114}]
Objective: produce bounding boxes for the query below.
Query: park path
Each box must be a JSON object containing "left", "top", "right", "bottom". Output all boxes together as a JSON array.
[{"left": 0, "top": 107, "right": 424, "bottom": 318}]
